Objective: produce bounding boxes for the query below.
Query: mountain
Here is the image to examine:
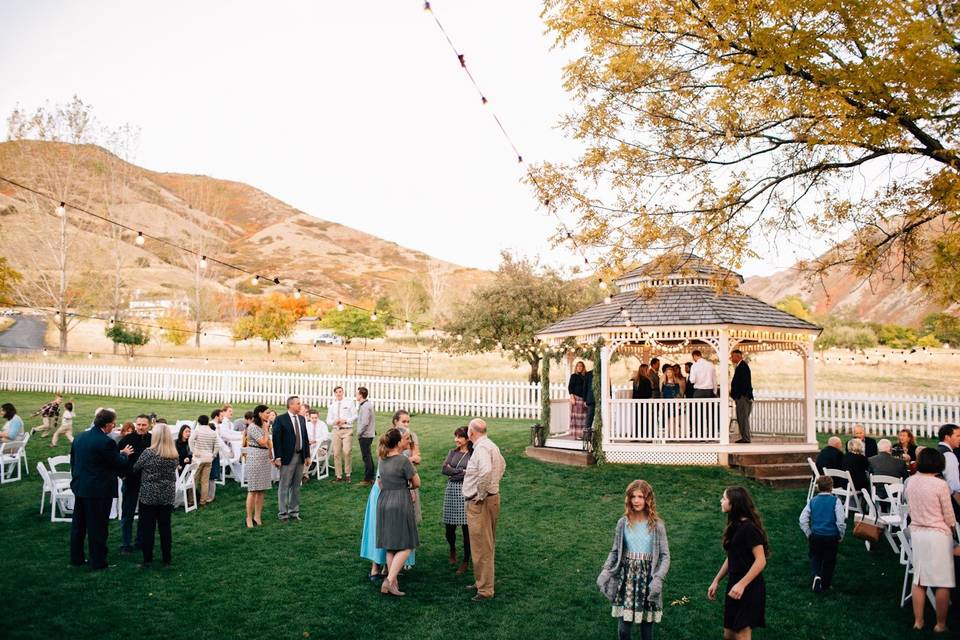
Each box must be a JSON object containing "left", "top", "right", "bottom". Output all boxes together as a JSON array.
[
  {"left": 741, "top": 251, "right": 958, "bottom": 327},
  {"left": 0, "top": 140, "right": 491, "bottom": 314}
]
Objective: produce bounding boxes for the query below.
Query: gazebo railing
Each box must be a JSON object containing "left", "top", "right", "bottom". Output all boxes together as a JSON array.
[
  {"left": 609, "top": 398, "right": 721, "bottom": 442},
  {"left": 751, "top": 397, "right": 805, "bottom": 436}
]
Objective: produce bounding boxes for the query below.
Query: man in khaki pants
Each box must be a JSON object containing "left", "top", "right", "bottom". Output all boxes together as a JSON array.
[
  {"left": 325, "top": 386, "right": 355, "bottom": 482},
  {"left": 462, "top": 418, "right": 506, "bottom": 601}
]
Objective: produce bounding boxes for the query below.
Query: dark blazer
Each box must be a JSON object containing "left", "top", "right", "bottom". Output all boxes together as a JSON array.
[
  {"left": 842, "top": 452, "right": 870, "bottom": 493},
  {"left": 584, "top": 370, "right": 595, "bottom": 407},
  {"left": 272, "top": 412, "right": 309, "bottom": 465},
  {"left": 70, "top": 427, "right": 129, "bottom": 499},
  {"left": 730, "top": 360, "right": 753, "bottom": 400},
  {"left": 846, "top": 436, "right": 878, "bottom": 458},
  {"left": 815, "top": 445, "right": 844, "bottom": 474},
  {"left": 868, "top": 452, "right": 908, "bottom": 480},
  {"left": 632, "top": 375, "right": 653, "bottom": 399}
]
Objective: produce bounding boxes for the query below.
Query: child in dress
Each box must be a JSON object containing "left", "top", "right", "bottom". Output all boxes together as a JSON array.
[
  {"left": 799, "top": 475, "right": 845, "bottom": 592},
  {"left": 50, "top": 401, "right": 75, "bottom": 447},
  {"left": 602, "top": 480, "right": 671, "bottom": 640}
]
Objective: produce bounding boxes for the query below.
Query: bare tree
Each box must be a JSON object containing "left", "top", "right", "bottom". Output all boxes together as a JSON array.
[
  {"left": 3, "top": 96, "right": 99, "bottom": 351},
  {"left": 425, "top": 262, "right": 450, "bottom": 325},
  {"left": 178, "top": 180, "right": 228, "bottom": 348}
]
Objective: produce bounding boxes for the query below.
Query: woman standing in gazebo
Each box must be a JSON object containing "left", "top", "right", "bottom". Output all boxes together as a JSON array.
[{"left": 568, "top": 361, "right": 590, "bottom": 439}]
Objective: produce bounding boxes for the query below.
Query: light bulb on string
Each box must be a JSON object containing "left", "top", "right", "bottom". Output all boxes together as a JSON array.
[
  {"left": 42, "top": 348, "right": 49, "bottom": 356},
  {"left": 200, "top": 256, "right": 208, "bottom": 269},
  {"left": 273, "top": 277, "right": 280, "bottom": 285},
  {"left": 135, "top": 231, "right": 145, "bottom": 246},
  {"left": 371, "top": 312, "right": 378, "bottom": 322},
  {"left": 55, "top": 202, "right": 66, "bottom": 217},
  {"left": 423, "top": 1, "right": 431, "bottom": 11},
  {"left": 604, "top": 295, "right": 612, "bottom": 305},
  {"left": 337, "top": 301, "right": 344, "bottom": 312},
  {"left": 294, "top": 289, "right": 301, "bottom": 299},
  {"left": 252, "top": 275, "right": 260, "bottom": 285},
  {"left": 405, "top": 321, "right": 412, "bottom": 331},
  {"left": 87, "top": 352, "right": 93, "bottom": 359},
  {"left": 599, "top": 280, "right": 607, "bottom": 290}
]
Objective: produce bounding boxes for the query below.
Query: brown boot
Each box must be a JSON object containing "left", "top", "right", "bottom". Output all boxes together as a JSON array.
[
  {"left": 448, "top": 549, "right": 458, "bottom": 565},
  {"left": 455, "top": 561, "right": 469, "bottom": 576}
]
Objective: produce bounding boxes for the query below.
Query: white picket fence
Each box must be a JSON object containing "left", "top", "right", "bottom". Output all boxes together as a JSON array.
[{"left": 0, "top": 361, "right": 958, "bottom": 437}]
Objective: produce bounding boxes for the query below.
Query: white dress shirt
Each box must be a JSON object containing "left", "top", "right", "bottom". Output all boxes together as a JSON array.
[
  {"left": 306, "top": 420, "right": 330, "bottom": 443},
  {"left": 326, "top": 398, "right": 356, "bottom": 429},
  {"left": 688, "top": 358, "right": 717, "bottom": 390}
]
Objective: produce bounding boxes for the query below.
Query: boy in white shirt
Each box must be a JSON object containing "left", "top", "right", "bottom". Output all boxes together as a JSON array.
[{"left": 51, "top": 401, "right": 75, "bottom": 446}]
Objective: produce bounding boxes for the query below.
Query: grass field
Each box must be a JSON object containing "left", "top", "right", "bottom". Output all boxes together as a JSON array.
[{"left": 1, "top": 390, "right": 955, "bottom": 639}]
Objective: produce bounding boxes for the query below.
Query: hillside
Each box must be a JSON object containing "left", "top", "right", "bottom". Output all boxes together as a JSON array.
[
  {"left": 0, "top": 140, "right": 491, "bottom": 312},
  {"left": 742, "top": 249, "right": 958, "bottom": 326}
]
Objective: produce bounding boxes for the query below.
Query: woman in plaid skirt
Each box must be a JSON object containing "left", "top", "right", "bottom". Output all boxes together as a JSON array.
[
  {"left": 441, "top": 426, "right": 472, "bottom": 575},
  {"left": 568, "top": 361, "right": 590, "bottom": 439}
]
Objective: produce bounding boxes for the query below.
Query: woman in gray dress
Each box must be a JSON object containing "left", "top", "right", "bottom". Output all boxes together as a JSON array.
[
  {"left": 244, "top": 404, "right": 273, "bottom": 529},
  {"left": 376, "top": 427, "right": 420, "bottom": 597}
]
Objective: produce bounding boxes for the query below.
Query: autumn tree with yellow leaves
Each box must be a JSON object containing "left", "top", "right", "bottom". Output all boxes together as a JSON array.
[{"left": 534, "top": 1, "right": 960, "bottom": 298}]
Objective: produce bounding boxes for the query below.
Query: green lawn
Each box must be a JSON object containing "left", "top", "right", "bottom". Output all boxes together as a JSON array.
[{"left": 0, "top": 390, "right": 952, "bottom": 639}]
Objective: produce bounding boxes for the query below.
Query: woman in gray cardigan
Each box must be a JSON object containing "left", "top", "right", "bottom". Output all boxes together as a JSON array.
[{"left": 598, "top": 480, "right": 671, "bottom": 640}]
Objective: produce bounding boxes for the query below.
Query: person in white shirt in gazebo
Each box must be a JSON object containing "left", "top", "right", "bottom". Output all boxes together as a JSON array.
[
  {"left": 687, "top": 350, "right": 717, "bottom": 398},
  {"left": 326, "top": 386, "right": 356, "bottom": 482}
]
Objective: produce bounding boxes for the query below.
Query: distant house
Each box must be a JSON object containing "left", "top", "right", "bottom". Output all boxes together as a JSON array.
[{"left": 128, "top": 296, "right": 189, "bottom": 318}]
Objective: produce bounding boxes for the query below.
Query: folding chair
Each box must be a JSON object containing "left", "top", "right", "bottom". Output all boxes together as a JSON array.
[
  {"left": 308, "top": 439, "right": 331, "bottom": 480},
  {"left": 806, "top": 457, "right": 820, "bottom": 501},
  {"left": 48, "top": 454, "right": 71, "bottom": 473},
  {"left": 175, "top": 463, "right": 198, "bottom": 513},
  {"left": 20, "top": 432, "right": 31, "bottom": 475},
  {"left": 858, "top": 489, "right": 901, "bottom": 554},
  {"left": 869, "top": 474, "right": 903, "bottom": 514},
  {"left": 37, "top": 462, "right": 74, "bottom": 522},
  {"left": 823, "top": 468, "right": 858, "bottom": 517},
  {"left": 896, "top": 529, "right": 936, "bottom": 608},
  {"left": 38, "top": 459, "right": 71, "bottom": 515},
  {"left": 0, "top": 440, "right": 26, "bottom": 484}
]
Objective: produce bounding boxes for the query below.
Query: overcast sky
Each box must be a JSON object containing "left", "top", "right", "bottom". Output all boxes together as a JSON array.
[{"left": 0, "top": 0, "right": 826, "bottom": 278}]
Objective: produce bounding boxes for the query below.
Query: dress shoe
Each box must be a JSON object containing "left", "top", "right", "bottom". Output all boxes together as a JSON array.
[
  {"left": 735, "top": 439, "right": 751, "bottom": 444},
  {"left": 455, "top": 561, "right": 469, "bottom": 576},
  {"left": 465, "top": 584, "right": 478, "bottom": 591},
  {"left": 471, "top": 594, "right": 492, "bottom": 602},
  {"left": 449, "top": 550, "right": 458, "bottom": 565},
  {"left": 359, "top": 480, "right": 373, "bottom": 487}
]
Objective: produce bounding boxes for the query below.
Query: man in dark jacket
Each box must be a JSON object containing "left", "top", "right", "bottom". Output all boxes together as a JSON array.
[
  {"left": 816, "top": 436, "right": 845, "bottom": 479},
  {"left": 845, "top": 424, "right": 878, "bottom": 458},
  {"left": 117, "top": 414, "right": 152, "bottom": 553},
  {"left": 272, "top": 396, "right": 311, "bottom": 521},
  {"left": 730, "top": 350, "right": 754, "bottom": 443},
  {"left": 70, "top": 409, "right": 133, "bottom": 570},
  {"left": 868, "top": 439, "right": 908, "bottom": 479}
]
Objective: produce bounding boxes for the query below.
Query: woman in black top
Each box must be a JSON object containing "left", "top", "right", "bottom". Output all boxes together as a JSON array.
[
  {"left": 176, "top": 424, "right": 192, "bottom": 471},
  {"left": 133, "top": 425, "right": 179, "bottom": 567},
  {"left": 842, "top": 438, "right": 870, "bottom": 493},
  {"left": 708, "top": 486, "right": 768, "bottom": 638},
  {"left": 567, "top": 361, "right": 590, "bottom": 440}
]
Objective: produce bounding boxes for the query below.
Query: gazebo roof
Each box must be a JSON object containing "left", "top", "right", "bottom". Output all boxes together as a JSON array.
[
  {"left": 538, "top": 287, "right": 819, "bottom": 337},
  {"left": 537, "top": 254, "right": 820, "bottom": 340}
]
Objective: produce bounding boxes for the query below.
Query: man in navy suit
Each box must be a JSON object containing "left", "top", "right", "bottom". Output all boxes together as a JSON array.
[
  {"left": 272, "top": 395, "right": 311, "bottom": 521},
  {"left": 730, "top": 349, "right": 754, "bottom": 443},
  {"left": 69, "top": 409, "right": 133, "bottom": 569}
]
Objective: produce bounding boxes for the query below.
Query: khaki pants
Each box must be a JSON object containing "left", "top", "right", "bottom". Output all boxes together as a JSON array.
[
  {"left": 196, "top": 462, "right": 212, "bottom": 505},
  {"left": 36, "top": 416, "right": 55, "bottom": 436},
  {"left": 467, "top": 494, "right": 501, "bottom": 597},
  {"left": 332, "top": 428, "right": 353, "bottom": 478},
  {"left": 51, "top": 422, "right": 74, "bottom": 446}
]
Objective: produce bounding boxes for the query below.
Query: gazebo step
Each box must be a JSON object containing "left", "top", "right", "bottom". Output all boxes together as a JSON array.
[
  {"left": 737, "top": 462, "right": 810, "bottom": 479},
  {"left": 524, "top": 446, "right": 595, "bottom": 467},
  {"left": 752, "top": 475, "right": 812, "bottom": 489},
  {"left": 729, "top": 450, "right": 815, "bottom": 466}
]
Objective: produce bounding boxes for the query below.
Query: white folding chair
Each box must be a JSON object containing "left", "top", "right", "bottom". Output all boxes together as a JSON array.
[
  {"left": 806, "top": 457, "right": 820, "bottom": 501},
  {"left": 37, "top": 461, "right": 74, "bottom": 522},
  {"left": 896, "top": 528, "right": 937, "bottom": 608},
  {"left": 48, "top": 454, "right": 70, "bottom": 474},
  {"left": 109, "top": 477, "right": 122, "bottom": 519},
  {"left": 869, "top": 474, "right": 903, "bottom": 514},
  {"left": 823, "top": 468, "right": 858, "bottom": 517},
  {"left": 858, "top": 489, "right": 901, "bottom": 554},
  {"left": 308, "top": 439, "right": 331, "bottom": 480},
  {"left": 0, "top": 440, "right": 26, "bottom": 484},
  {"left": 175, "top": 463, "right": 198, "bottom": 513},
  {"left": 238, "top": 447, "right": 251, "bottom": 489},
  {"left": 20, "top": 432, "right": 31, "bottom": 475},
  {"left": 38, "top": 459, "right": 72, "bottom": 514}
]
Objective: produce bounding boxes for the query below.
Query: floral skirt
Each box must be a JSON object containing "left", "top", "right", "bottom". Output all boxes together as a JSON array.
[{"left": 611, "top": 553, "right": 662, "bottom": 623}]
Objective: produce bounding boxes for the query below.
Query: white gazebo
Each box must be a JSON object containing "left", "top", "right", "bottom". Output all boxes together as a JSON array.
[{"left": 535, "top": 255, "right": 822, "bottom": 468}]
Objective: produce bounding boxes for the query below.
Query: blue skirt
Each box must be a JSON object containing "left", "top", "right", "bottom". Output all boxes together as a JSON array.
[{"left": 360, "top": 474, "right": 416, "bottom": 566}]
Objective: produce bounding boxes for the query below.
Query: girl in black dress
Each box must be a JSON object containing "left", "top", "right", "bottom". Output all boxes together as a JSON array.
[{"left": 707, "top": 486, "right": 768, "bottom": 640}]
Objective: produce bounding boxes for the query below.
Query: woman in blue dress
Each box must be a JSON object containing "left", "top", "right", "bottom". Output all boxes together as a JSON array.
[{"left": 360, "top": 411, "right": 416, "bottom": 581}]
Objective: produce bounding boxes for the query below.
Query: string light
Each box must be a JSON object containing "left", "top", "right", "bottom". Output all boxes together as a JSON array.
[
  {"left": 87, "top": 352, "right": 93, "bottom": 359},
  {"left": 405, "top": 321, "right": 412, "bottom": 330},
  {"left": 371, "top": 312, "right": 378, "bottom": 321},
  {"left": 604, "top": 295, "right": 612, "bottom": 305},
  {"left": 200, "top": 256, "right": 208, "bottom": 269},
  {"left": 294, "top": 289, "right": 302, "bottom": 299},
  {"left": 599, "top": 280, "right": 608, "bottom": 290},
  {"left": 42, "top": 348, "right": 49, "bottom": 356},
  {"left": 55, "top": 202, "right": 65, "bottom": 217},
  {"left": 252, "top": 275, "right": 260, "bottom": 285},
  {"left": 337, "top": 301, "right": 344, "bottom": 312},
  {"left": 135, "top": 231, "right": 145, "bottom": 246}
]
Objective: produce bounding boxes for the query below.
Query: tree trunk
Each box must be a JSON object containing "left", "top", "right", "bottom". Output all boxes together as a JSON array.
[
  {"left": 528, "top": 355, "right": 541, "bottom": 383},
  {"left": 194, "top": 319, "right": 201, "bottom": 349},
  {"left": 266, "top": 339, "right": 271, "bottom": 353}
]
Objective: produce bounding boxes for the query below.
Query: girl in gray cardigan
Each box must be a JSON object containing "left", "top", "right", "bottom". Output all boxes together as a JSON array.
[{"left": 599, "top": 480, "right": 671, "bottom": 640}]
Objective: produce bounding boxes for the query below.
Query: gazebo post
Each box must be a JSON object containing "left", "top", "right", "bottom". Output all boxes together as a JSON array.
[
  {"left": 600, "top": 344, "right": 611, "bottom": 446},
  {"left": 803, "top": 335, "right": 817, "bottom": 444},
  {"left": 563, "top": 350, "right": 575, "bottom": 381},
  {"left": 718, "top": 330, "right": 731, "bottom": 447}
]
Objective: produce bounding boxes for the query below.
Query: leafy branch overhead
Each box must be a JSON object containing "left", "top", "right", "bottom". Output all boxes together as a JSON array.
[
  {"left": 535, "top": 1, "right": 960, "bottom": 299},
  {"left": 442, "top": 252, "right": 601, "bottom": 383}
]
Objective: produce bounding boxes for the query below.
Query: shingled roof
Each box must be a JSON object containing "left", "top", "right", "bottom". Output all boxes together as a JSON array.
[
  {"left": 537, "top": 286, "right": 820, "bottom": 336},
  {"left": 617, "top": 252, "right": 744, "bottom": 285}
]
